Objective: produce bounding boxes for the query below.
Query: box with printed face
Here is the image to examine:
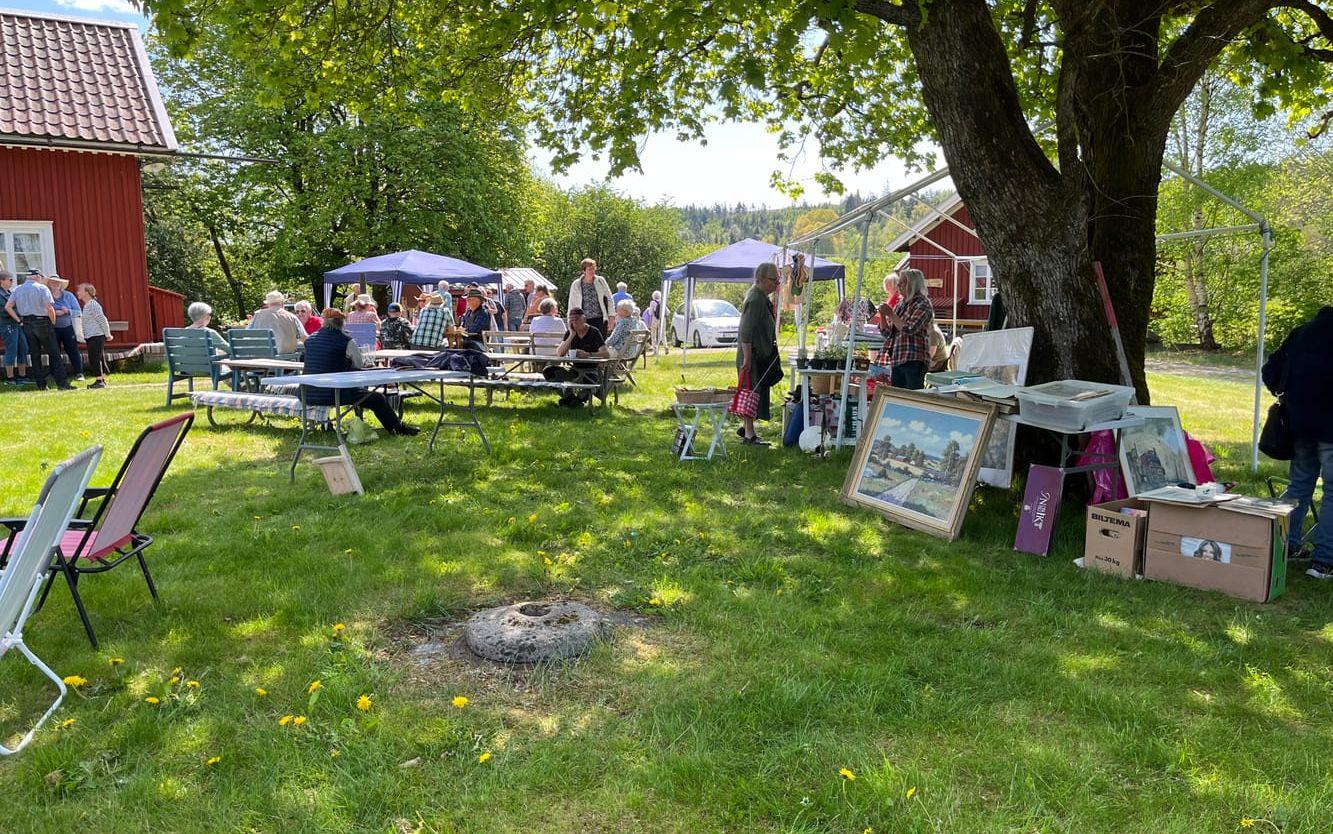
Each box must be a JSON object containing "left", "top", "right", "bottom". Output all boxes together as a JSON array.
[
  {"left": 1141, "top": 497, "right": 1294, "bottom": 602},
  {"left": 1084, "top": 499, "right": 1149, "bottom": 578}
]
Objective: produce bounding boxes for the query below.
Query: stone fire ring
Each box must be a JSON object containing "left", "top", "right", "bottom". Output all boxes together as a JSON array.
[{"left": 464, "top": 601, "right": 604, "bottom": 664}]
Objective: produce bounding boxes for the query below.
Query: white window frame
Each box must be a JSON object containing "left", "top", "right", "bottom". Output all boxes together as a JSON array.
[
  {"left": 0, "top": 221, "right": 57, "bottom": 280},
  {"left": 968, "top": 259, "right": 994, "bottom": 306}
]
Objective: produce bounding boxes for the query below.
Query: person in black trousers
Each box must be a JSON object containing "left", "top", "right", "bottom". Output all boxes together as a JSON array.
[
  {"left": 302, "top": 309, "right": 419, "bottom": 436},
  {"left": 3, "top": 271, "right": 71, "bottom": 390}
]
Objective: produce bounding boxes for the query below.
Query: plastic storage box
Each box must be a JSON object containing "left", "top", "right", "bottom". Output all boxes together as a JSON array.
[{"left": 1015, "top": 380, "right": 1135, "bottom": 431}]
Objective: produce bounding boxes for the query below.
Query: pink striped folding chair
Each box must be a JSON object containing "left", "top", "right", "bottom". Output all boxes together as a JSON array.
[
  {"left": 1, "top": 414, "right": 193, "bottom": 649},
  {"left": 0, "top": 446, "right": 102, "bottom": 755}
]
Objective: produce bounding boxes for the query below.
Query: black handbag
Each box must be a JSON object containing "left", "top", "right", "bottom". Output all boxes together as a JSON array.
[{"left": 1258, "top": 355, "right": 1295, "bottom": 461}]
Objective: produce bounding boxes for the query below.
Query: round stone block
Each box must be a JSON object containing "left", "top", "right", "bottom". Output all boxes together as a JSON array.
[{"left": 464, "top": 601, "right": 604, "bottom": 664}]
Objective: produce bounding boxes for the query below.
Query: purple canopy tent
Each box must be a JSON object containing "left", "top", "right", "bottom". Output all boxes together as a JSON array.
[
  {"left": 661, "top": 238, "right": 846, "bottom": 363},
  {"left": 323, "top": 250, "right": 502, "bottom": 308}
]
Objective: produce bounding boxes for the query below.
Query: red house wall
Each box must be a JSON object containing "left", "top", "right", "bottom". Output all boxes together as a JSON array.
[
  {"left": 0, "top": 146, "right": 155, "bottom": 344},
  {"left": 900, "top": 204, "right": 993, "bottom": 322}
]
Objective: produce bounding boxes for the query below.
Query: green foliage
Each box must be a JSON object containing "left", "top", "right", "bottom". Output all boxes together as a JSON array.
[{"left": 533, "top": 184, "right": 684, "bottom": 303}]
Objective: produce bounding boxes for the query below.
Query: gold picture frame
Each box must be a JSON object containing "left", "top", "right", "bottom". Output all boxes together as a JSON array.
[{"left": 841, "top": 388, "right": 997, "bottom": 541}]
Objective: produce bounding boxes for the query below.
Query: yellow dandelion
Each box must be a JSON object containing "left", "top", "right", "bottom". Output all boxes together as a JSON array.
[
  {"left": 307, "top": 680, "right": 323, "bottom": 695},
  {"left": 331, "top": 623, "right": 346, "bottom": 635},
  {"left": 58, "top": 718, "right": 76, "bottom": 729},
  {"left": 543, "top": 556, "right": 553, "bottom": 567},
  {"left": 206, "top": 756, "right": 221, "bottom": 766},
  {"left": 1239, "top": 820, "right": 1255, "bottom": 830},
  {"left": 527, "top": 513, "right": 538, "bottom": 522},
  {"left": 478, "top": 751, "right": 492, "bottom": 763},
  {"left": 293, "top": 715, "right": 307, "bottom": 727},
  {"left": 906, "top": 786, "right": 917, "bottom": 799},
  {"left": 452, "top": 696, "right": 469, "bottom": 709},
  {"left": 839, "top": 768, "right": 856, "bottom": 781},
  {"left": 254, "top": 687, "right": 268, "bottom": 697},
  {"left": 253, "top": 515, "right": 262, "bottom": 520},
  {"left": 145, "top": 696, "right": 160, "bottom": 705},
  {"left": 344, "top": 548, "right": 353, "bottom": 555},
  {"left": 279, "top": 714, "right": 294, "bottom": 726},
  {"left": 169, "top": 676, "right": 180, "bottom": 685},
  {"left": 109, "top": 657, "right": 124, "bottom": 667},
  {"left": 170, "top": 667, "right": 182, "bottom": 677},
  {"left": 330, "top": 749, "right": 341, "bottom": 758},
  {"left": 356, "top": 694, "right": 373, "bottom": 712},
  {"left": 62, "top": 675, "right": 87, "bottom": 687},
  {"left": 291, "top": 524, "right": 301, "bottom": 531},
  {"left": 863, "top": 829, "right": 874, "bottom": 834},
  {"left": 186, "top": 680, "right": 200, "bottom": 689},
  {"left": 649, "top": 597, "right": 662, "bottom": 606}
]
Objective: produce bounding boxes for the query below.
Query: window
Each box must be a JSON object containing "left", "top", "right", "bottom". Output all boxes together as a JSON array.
[
  {"left": 969, "top": 259, "right": 994, "bottom": 305},
  {"left": 0, "top": 221, "right": 56, "bottom": 280}
]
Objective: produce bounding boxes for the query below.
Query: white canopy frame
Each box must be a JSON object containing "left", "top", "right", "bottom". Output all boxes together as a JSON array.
[{"left": 785, "top": 163, "right": 1273, "bottom": 470}]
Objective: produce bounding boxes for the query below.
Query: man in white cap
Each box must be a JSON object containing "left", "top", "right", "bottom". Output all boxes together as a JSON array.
[{"left": 249, "top": 290, "right": 306, "bottom": 356}]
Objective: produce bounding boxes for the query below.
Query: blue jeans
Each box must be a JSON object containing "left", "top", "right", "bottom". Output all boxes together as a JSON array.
[
  {"left": 1283, "top": 439, "right": 1333, "bottom": 568},
  {"left": 1, "top": 323, "right": 27, "bottom": 367}
]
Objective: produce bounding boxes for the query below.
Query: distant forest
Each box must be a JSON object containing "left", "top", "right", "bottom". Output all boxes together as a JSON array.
[{"left": 677, "top": 188, "right": 956, "bottom": 261}]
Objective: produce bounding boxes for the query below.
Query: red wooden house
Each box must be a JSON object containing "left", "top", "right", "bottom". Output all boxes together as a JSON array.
[
  {"left": 0, "top": 8, "right": 183, "bottom": 347},
  {"left": 887, "top": 194, "right": 994, "bottom": 328}
]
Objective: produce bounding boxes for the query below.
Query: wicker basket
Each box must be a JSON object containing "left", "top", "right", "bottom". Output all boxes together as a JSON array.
[{"left": 675, "top": 386, "right": 735, "bottom": 405}]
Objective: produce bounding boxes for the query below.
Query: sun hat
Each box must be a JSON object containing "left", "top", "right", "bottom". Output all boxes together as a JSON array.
[
  {"left": 466, "top": 288, "right": 485, "bottom": 299},
  {"left": 47, "top": 274, "right": 69, "bottom": 287},
  {"left": 265, "top": 290, "right": 286, "bottom": 305},
  {"left": 426, "top": 293, "right": 444, "bottom": 306}
]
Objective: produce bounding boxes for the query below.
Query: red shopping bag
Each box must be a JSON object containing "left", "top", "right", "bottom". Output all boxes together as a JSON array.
[{"left": 729, "top": 369, "right": 759, "bottom": 418}]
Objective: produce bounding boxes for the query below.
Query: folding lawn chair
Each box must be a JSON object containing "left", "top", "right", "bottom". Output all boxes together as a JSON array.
[
  {"left": 1, "top": 414, "right": 194, "bottom": 649},
  {"left": 0, "top": 446, "right": 102, "bottom": 756},
  {"left": 345, "top": 322, "right": 378, "bottom": 350}
]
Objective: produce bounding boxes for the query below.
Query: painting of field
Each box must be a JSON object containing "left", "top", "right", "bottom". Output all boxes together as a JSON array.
[{"left": 851, "top": 400, "right": 983, "bottom": 522}]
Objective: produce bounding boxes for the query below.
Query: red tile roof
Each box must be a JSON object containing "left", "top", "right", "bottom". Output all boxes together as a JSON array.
[{"left": 0, "top": 9, "right": 176, "bottom": 152}]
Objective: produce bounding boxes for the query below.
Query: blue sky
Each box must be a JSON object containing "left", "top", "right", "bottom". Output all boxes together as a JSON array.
[{"left": 12, "top": 0, "right": 934, "bottom": 207}]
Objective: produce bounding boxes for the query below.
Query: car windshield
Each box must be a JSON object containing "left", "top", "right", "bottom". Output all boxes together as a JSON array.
[{"left": 692, "top": 300, "right": 739, "bottom": 318}]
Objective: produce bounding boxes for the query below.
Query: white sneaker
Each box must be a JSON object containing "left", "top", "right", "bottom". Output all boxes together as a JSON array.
[{"left": 1306, "top": 564, "right": 1333, "bottom": 580}]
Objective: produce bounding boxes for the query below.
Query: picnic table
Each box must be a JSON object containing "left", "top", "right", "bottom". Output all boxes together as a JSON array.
[{"left": 260, "top": 368, "right": 489, "bottom": 479}]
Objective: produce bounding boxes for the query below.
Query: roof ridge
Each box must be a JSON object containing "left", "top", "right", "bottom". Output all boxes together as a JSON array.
[{"left": 0, "top": 7, "right": 140, "bottom": 31}]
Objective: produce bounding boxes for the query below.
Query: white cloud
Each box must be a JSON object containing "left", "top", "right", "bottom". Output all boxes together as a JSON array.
[
  {"left": 56, "top": 0, "right": 139, "bottom": 14},
  {"left": 908, "top": 420, "right": 929, "bottom": 434},
  {"left": 948, "top": 431, "right": 974, "bottom": 445}
]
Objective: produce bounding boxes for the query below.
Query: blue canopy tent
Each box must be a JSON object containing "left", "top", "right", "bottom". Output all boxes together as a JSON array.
[
  {"left": 323, "top": 249, "right": 502, "bottom": 308},
  {"left": 661, "top": 238, "right": 847, "bottom": 362}
]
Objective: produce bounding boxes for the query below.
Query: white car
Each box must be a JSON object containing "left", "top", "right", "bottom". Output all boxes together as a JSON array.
[{"left": 672, "top": 299, "right": 741, "bottom": 348}]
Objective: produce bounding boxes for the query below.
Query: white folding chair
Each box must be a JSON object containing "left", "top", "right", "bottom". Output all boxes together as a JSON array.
[{"left": 0, "top": 446, "right": 102, "bottom": 756}]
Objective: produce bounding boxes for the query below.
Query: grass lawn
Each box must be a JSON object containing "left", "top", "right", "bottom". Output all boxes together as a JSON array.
[{"left": 1, "top": 354, "right": 1329, "bottom": 833}]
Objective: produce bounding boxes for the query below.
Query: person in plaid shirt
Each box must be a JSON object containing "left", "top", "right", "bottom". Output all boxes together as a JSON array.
[
  {"left": 410, "top": 293, "right": 452, "bottom": 350},
  {"left": 877, "top": 268, "right": 935, "bottom": 390}
]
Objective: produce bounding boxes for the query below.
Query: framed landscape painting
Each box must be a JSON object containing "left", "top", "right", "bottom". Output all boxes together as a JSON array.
[
  {"left": 956, "top": 327, "right": 1033, "bottom": 488},
  {"left": 1119, "top": 406, "right": 1194, "bottom": 495},
  {"left": 841, "top": 389, "right": 997, "bottom": 541}
]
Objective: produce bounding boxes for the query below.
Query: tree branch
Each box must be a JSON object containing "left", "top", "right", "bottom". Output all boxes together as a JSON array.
[
  {"left": 854, "top": 0, "right": 917, "bottom": 26},
  {"left": 1275, "top": 0, "right": 1333, "bottom": 48}
]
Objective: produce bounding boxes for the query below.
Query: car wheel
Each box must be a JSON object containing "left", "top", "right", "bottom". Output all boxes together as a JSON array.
[
  {"left": 692, "top": 331, "right": 703, "bottom": 349},
  {"left": 673, "top": 329, "right": 682, "bottom": 347}
]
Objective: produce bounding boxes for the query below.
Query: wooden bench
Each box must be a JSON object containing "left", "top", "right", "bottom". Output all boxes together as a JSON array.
[
  {"left": 470, "top": 376, "right": 605, "bottom": 407},
  {"left": 482, "top": 330, "right": 532, "bottom": 353},
  {"left": 189, "top": 390, "right": 332, "bottom": 428}
]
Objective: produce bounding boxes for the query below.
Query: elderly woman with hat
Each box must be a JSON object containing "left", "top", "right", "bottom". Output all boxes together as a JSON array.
[
  {"left": 46, "top": 274, "right": 84, "bottom": 380},
  {"left": 302, "top": 308, "right": 419, "bottom": 436},
  {"left": 459, "top": 287, "right": 497, "bottom": 351},
  {"left": 250, "top": 290, "right": 306, "bottom": 356},
  {"left": 347, "top": 294, "right": 380, "bottom": 326}
]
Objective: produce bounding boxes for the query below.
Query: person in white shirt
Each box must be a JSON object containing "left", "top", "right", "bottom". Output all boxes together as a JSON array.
[
  {"left": 527, "top": 297, "right": 567, "bottom": 356},
  {"left": 249, "top": 290, "right": 306, "bottom": 356},
  {"left": 76, "top": 283, "right": 112, "bottom": 389}
]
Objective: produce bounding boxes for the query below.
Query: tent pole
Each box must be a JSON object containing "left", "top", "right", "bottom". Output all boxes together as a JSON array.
[
  {"left": 952, "top": 257, "right": 959, "bottom": 335},
  {"left": 1252, "top": 223, "right": 1272, "bottom": 473},
  {"left": 836, "top": 217, "right": 871, "bottom": 449},
  {"left": 681, "top": 277, "right": 694, "bottom": 370},
  {"left": 655, "top": 276, "right": 668, "bottom": 357}
]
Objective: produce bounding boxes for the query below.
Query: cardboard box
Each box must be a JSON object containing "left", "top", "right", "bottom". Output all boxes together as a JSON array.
[
  {"left": 1084, "top": 499, "right": 1149, "bottom": 578},
  {"left": 1141, "top": 497, "right": 1294, "bottom": 602}
]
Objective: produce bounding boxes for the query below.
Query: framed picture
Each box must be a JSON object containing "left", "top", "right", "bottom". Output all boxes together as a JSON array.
[
  {"left": 1118, "top": 406, "right": 1194, "bottom": 496},
  {"left": 956, "top": 327, "right": 1033, "bottom": 488},
  {"left": 841, "top": 389, "right": 996, "bottom": 541}
]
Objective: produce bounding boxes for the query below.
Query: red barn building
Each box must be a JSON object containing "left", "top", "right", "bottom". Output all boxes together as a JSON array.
[
  {"left": 0, "top": 8, "right": 183, "bottom": 347},
  {"left": 887, "top": 194, "right": 994, "bottom": 329}
]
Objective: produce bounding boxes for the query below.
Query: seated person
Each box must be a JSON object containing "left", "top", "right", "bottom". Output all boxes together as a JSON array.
[
  {"left": 347, "top": 295, "right": 380, "bottom": 326},
  {"left": 523, "top": 285, "right": 553, "bottom": 328},
  {"left": 302, "top": 309, "right": 419, "bottom": 436},
  {"left": 528, "top": 297, "right": 567, "bottom": 356},
  {"left": 458, "top": 288, "right": 497, "bottom": 351},
  {"left": 605, "top": 299, "right": 637, "bottom": 358},
  {"left": 927, "top": 322, "right": 950, "bottom": 372},
  {"left": 411, "top": 293, "right": 453, "bottom": 350},
  {"left": 380, "top": 302, "right": 414, "bottom": 349},
  {"left": 186, "top": 302, "right": 230, "bottom": 356},
  {"left": 545, "top": 307, "right": 609, "bottom": 407}
]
